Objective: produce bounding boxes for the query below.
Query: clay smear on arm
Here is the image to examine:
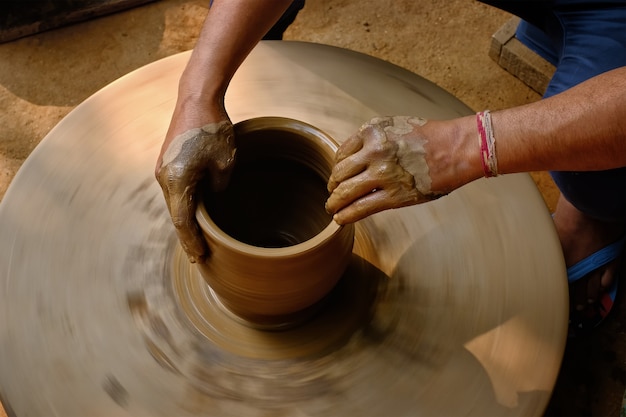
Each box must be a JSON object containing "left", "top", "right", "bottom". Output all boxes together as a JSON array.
[
  {"left": 375, "top": 115, "right": 440, "bottom": 197},
  {"left": 161, "top": 121, "right": 235, "bottom": 173}
]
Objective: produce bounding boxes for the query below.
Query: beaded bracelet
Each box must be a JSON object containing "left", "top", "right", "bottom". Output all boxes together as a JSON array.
[{"left": 476, "top": 110, "right": 498, "bottom": 178}]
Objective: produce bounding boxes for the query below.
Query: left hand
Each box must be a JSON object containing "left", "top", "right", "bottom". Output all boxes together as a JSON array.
[
  {"left": 155, "top": 99, "right": 236, "bottom": 263},
  {"left": 325, "top": 116, "right": 445, "bottom": 224}
]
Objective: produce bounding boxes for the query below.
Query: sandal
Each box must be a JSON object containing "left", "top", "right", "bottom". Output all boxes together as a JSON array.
[{"left": 568, "top": 236, "right": 625, "bottom": 336}]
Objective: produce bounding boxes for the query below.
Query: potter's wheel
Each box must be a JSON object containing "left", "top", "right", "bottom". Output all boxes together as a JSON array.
[{"left": 0, "top": 41, "right": 568, "bottom": 416}]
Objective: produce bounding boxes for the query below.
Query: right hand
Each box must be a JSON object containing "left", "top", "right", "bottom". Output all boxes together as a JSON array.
[
  {"left": 155, "top": 101, "right": 236, "bottom": 263},
  {"left": 326, "top": 116, "right": 446, "bottom": 224}
]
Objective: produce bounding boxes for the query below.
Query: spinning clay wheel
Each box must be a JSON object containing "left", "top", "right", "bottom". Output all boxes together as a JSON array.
[{"left": 0, "top": 41, "right": 568, "bottom": 416}]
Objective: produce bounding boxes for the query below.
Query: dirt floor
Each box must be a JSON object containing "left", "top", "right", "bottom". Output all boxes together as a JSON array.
[{"left": 0, "top": 0, "right": 624, "bottom": 416}]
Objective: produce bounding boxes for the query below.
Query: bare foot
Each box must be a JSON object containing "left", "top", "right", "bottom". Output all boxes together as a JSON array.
[{"left": 552, "top": 194, "right": 625, "bottom": 331}]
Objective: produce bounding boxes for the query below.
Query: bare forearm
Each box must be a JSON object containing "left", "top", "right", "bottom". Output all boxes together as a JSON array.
[
  {"left": 179, "top": 0, "right": 293, "bottom": 101},
  {"left": 492, "top": 66, "right": 626, "bottom": 173},
  {"left": 434, "top": 67, "right": 626, "bottom": 190}
]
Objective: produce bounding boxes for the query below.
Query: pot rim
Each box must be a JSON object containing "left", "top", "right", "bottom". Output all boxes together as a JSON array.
[
  {"left": 197, "top": 206, "right": 344, "bottom": 257},
  {"left": 195, "top": 116, "right": 346, "bottom": 258}
]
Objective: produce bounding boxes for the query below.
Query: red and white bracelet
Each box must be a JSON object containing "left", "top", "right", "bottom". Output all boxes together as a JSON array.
[{"left": 476, "top": 110, "right": 498, "bottom": 178}]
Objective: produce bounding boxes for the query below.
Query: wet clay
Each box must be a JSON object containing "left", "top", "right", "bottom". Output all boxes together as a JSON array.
[
  {"left": 160, "top": 122, "right": 236, "bottom": 181},
  {"left": 204, "top": 149, "right": 329, "bottom": 247},
  {"left": 157, "top": 121, "right": 236, "bottom": 262},
  {"left": 326, "top": 116, "right": 445, "bottom": 222},
  {"left": 371, "top": 116, "right": 433, "bottom": 194},
  {"left": 355, "top": 115, "right": 443, "bottom": 198},
  {"left": 195, "top": 117, "right": 355, "bottom": 326}
]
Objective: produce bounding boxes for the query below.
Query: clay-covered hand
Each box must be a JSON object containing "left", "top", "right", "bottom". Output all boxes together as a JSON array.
[
  {"left": 155, "top": 111, "right": 236, "bottom": 263},
  {"left": 326, "top": 116, "right": 445, "bottom": 224}
]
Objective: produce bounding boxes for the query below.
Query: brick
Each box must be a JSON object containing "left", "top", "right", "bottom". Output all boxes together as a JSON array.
[{"left": 489, "top": 17, "right": 556, "bottom": 95}]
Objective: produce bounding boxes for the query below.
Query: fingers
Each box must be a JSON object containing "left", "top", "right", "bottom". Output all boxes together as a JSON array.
[
  {"left": 157, "top": 163, "right": 208, "bottom": 263},
  {"left": 328, "top": 121, "right": 394, "bottom": 195},
  {"left": 327, "top": 115, "right": 438, "bottom": 224},
  {"left": 168, "top": 177, "right": 208, "bottom": 263},
  {"left": 327, "top": 154, "right": 367, "bottom": 196},
  {"left": 327, "top": 134, "right": 365, "bottom": 193},
  {"left": 170, "top": 189, "right": 208, "bottom": 263},
  {"left": 599, "top": 257, "right": 621, "bottom": 290},
  {"left": 330, "top": 183, "right": 422, "bottom": 224},
  {"left": 326, "top": 170, "right": 379, "bottom": 216},
  {"left": 156, "top": 121, "right": 236, "bottom": 263},
  {"left": 335, "top": 132, "right": 364, "bottom": 164},
  {"left": 327, "top": 166, "right": 423, "bottom": 224},
  {"left": 570, "top": 257, "right": 619, "bottom": 316}
]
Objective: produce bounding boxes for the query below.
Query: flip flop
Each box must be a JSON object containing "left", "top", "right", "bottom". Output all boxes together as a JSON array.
[{"left": 568, "top": 236, "right": 625, "bottom": 336}]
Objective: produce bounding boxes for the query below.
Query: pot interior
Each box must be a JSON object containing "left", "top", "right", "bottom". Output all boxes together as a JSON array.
[{"left": 201, "top": 122, "right": 334, "bottom": 248}]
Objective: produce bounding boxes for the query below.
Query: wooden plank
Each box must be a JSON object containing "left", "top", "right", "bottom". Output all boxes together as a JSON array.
[
  {"left": 488, "top": 16, "right": 519, "bottom": 62},
  {"left": 0, "top": 0, "right": 158, "bottom": 43},
  {"left": 489, "top": 16, "right": 556, "bottom": 95},
  {"left": 499, "top": 37, "right": 555, "bottom": 95}
]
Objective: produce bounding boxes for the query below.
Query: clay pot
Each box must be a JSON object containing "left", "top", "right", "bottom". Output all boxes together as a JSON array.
[{"left": 196, "top": 117, "right": 355, "bottom": 327}]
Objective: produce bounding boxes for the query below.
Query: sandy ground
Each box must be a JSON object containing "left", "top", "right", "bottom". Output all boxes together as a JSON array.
[{"left": 0, "top": 1, "right": 623, "bottom": 416}]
